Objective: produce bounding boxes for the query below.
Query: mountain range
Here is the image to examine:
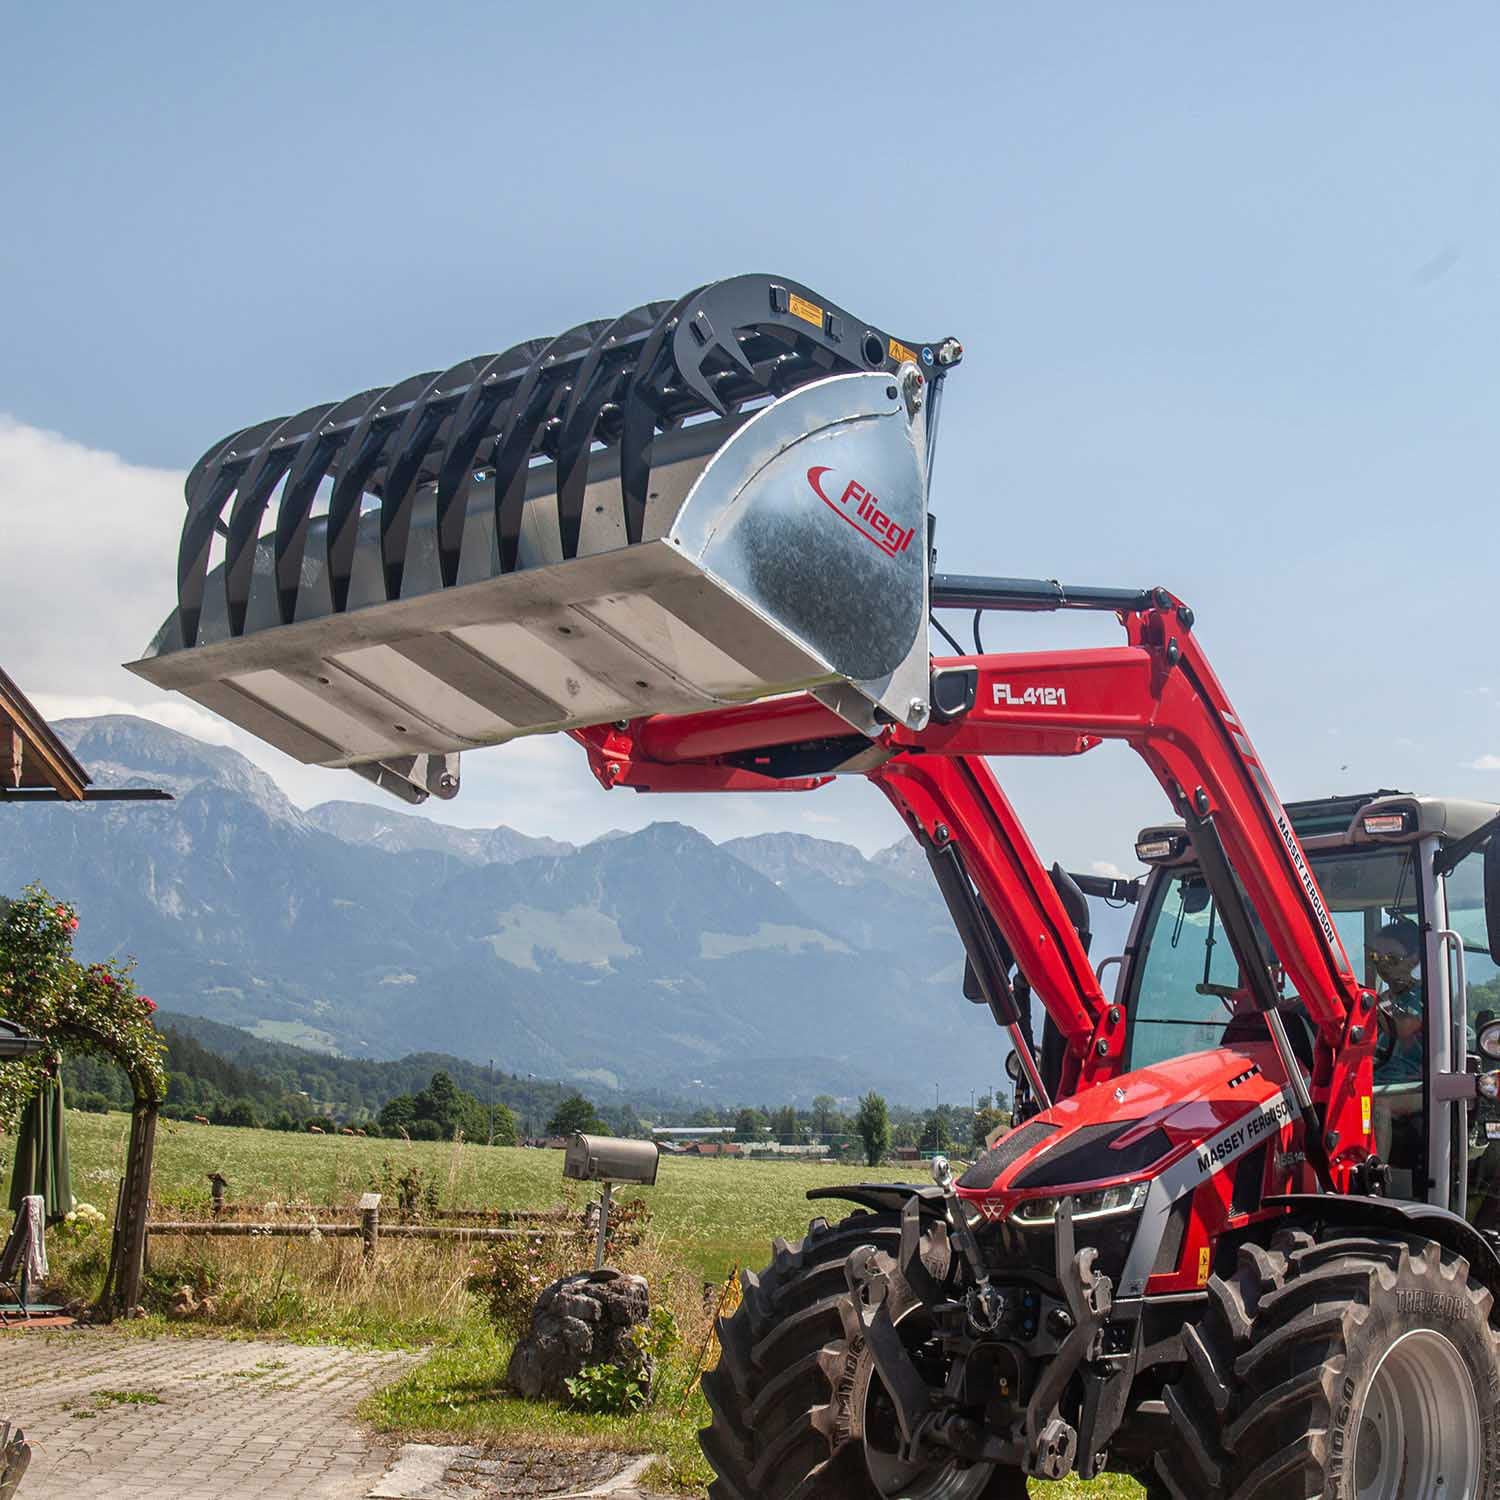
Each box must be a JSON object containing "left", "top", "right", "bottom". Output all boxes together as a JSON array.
[{"left": 0, "top": 715, "right": 1118, "bottom": 1106}]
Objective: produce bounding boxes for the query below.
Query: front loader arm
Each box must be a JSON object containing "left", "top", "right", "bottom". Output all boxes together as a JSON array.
[{"left": 590, "top": 584, "right": 1375, "bottom": 1184}]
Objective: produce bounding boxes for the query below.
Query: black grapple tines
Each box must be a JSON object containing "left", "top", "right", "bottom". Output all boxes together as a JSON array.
[
  {"left": 133, "top": 273, "right": 957, "bottom": 803},
  {"left": 176, "top": 274, "right": 945, "bottom": 651}
]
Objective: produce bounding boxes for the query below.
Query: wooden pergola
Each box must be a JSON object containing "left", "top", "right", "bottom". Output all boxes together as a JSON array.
[
  {"left": 2, "top": 665, "right": 170, "bottom": 1314},
  {"left": 1, "top": 665, "right": 171, "bottom": 806}
]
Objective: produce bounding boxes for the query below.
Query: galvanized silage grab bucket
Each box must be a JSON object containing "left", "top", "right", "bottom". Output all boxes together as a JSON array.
[{"left": 128, "top": 274, "right": 961, "bottom": 802}]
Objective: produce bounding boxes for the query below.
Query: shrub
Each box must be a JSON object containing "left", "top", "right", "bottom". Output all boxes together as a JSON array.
[
  {"left": 466, "top": 1195, "right": 652, "bottom": 1337},
  {"left": 565, "top": 1301, "right": 679, "bottom": 1414},
  {"left": 368, "top": 1158, "right": 440, "bottom": 1220}
]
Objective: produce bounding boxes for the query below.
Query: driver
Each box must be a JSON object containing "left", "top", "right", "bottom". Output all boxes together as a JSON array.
[{"left": 1370, "top": 918, "right": 1423, "bottom": 1163}]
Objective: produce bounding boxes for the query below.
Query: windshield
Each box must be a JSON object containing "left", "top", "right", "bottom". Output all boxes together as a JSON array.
[
  {"left": 1126, "top": 847, "right": 1423, "bottom": 1073},
  {"left": 1445, "top": 848, "right": 1500, "bottom": 1037}
]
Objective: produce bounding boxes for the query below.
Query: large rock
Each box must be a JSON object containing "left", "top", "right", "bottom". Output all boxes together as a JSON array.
[{"left": 506, "top": 1269, "right": 651, "bottom": 1403}]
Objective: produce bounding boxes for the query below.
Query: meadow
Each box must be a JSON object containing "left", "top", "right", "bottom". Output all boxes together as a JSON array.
[{"left": 1, "top": 1111, "right": 1143, "bottom": 1497}]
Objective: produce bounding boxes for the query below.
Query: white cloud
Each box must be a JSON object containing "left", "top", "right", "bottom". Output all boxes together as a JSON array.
[
  {"left": 1467, "top": 754, "right": 1500, "bottom": 771},
  {"left": 1089, "top": 859, "right": 1129, "bottom": 879},
  {"left": 30, "top": 694, "right": 238, "bottom": 746},
  {"left": 0, "top": 416, "right": 184, "bottom": 702}
]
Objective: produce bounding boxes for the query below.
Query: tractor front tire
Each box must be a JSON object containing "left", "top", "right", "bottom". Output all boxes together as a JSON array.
[
  {"left": 698, "top": 1209, "right": 1026, "bottom": 1499},
  {"left": 1157, "top": 1229, "right": 1500, "bottom": 1500}
]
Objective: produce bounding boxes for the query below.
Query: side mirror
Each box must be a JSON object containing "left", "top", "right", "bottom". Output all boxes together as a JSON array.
[
  {"left": 1485, "top": 833, "right": 1500, "bottom": 966},
  {"left": 1005, "top": 1050, "right": 1023, "bottom": 1083}
]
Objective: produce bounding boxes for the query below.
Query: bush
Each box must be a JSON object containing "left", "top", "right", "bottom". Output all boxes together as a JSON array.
[
  {"left": 467, "top": 1195, "right": 652, "bottom": 1337},
  {"left": 407, "top": 1118, "right": 443, "bottom": 1141},
  {"left": 367, "top": 1158, "right": 440, "bottom": 1220}
]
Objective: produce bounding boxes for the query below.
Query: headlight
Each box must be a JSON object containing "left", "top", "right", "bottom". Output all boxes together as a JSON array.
[
  {"left": 1011, "top": 1182, "right": 1148, "bottom": 1225},
  {"left": 1479, "top": 1020, "right": 1500, "bottom": 1061}
]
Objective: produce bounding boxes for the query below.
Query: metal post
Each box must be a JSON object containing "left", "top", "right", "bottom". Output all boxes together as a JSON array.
[{"left": 594, "top": 1181, "right": 613, "bottom": 1271}]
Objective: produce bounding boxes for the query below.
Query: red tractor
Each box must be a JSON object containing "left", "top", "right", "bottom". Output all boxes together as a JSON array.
[{"left": 133, "top": 276, "right": 1500, "bottom": 1497}]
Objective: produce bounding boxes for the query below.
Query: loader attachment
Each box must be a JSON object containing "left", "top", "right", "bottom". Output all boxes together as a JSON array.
[{"left": 128, "top": 274, "right": 960, "bottom": 801}]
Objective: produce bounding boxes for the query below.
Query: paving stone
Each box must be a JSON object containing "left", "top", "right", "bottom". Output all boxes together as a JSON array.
[{"left": 0, "top": 1327, "right": 412, "bottom": 1498}]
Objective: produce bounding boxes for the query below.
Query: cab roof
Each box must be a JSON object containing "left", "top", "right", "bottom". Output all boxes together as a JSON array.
[{"left": 1136, "top": 789, "right": 1500, "bottom": 868}]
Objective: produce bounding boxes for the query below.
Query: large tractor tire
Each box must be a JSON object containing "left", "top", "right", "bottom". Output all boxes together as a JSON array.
[
  {"left": 698, "top": 1209, "right": 1026, "bottom": 1499},
  {"left": 1157, "top": 1228, "right": 1500, "bottom": 1500}
]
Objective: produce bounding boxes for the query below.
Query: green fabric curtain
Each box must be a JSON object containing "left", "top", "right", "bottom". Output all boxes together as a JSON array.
[{"left": 6, "top": 1077, "right": 73, "bottom": 1223}]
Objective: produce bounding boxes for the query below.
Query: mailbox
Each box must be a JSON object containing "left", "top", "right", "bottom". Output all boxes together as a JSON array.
[
  {"left": 563, "top": 1134, "right": 659, "bottom": 1269},
  {"left": 563, "top": 1134, "right": 659, "bottom": 1187}
]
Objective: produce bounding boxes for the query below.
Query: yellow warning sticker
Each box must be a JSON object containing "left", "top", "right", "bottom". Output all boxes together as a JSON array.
[
  {"left": 1197, "top": 1247, "right": 1211, "bottom": 1286},
  {"left": 888, "top": 336, "right": 919, "bottom": 366},
  {"left": 788, "top": 293, "right": 824, "bottom": 329},
  {"left": 1362, "top": 1095, "right": 1372, "bottom": 1134}
]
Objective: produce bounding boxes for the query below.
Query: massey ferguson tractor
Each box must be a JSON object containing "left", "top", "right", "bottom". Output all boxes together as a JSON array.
[{"left": 130, "top": 275, "right": 1500, "bottom": 1497}]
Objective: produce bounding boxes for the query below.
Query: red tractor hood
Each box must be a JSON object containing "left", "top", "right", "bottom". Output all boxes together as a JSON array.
[{"left": 958, "top": 1042, "right": 1295, "bottom": 1206}]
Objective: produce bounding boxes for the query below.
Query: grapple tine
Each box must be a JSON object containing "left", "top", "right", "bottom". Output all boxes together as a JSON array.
[
  {"left": 554, "top": 301, "right": 673, "bottom": 560},
  {"left": 325, "top": 372, "right": 437, "bottom": 612},
  {"left": 433, "top": 341, "right": 546, "bottom": 587},
  {"left": 177, "top": 415, "right": 283, "bottom": 648},
  {"left": 378, "top": 358, "right": 487, "bottom": 601},
  {"left": 133, "top": 272, "right": 959, "bottom": 802},
  {"left": 489, "top": 321, "right": 610, "bottom": 573},
  {"left": 272, "top": 388, "right": 382, "bottom": 624},
  {"left": 619, "top": 289, "right": 705, "bottom": 544},
  {"left": 225, "top": 404, "right": 335, "bottom": 636}
]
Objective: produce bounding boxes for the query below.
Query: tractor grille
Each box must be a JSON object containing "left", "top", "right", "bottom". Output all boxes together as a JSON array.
[
  {"left": 977, "top": 1213, "right": 1141, "bottom": 1289},
  {"left": 959, "top": 1120, "right": 1059, "bottom": 1192},
  {"left": 1009, "top": 1120, "right": 1171, "bottom": 1190}
]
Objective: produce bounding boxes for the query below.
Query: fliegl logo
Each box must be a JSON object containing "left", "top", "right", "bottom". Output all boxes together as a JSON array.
[{"left": 806, "top": 466, "right": 916, "bottom": 558}]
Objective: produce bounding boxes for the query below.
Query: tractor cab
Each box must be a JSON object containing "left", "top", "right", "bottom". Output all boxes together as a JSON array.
[{"left": 1082, "top": 791, "right": 1500, "bottom": 1223}]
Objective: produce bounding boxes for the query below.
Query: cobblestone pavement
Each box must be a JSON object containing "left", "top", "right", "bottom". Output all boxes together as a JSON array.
[{"left": 1, "top": 1327, "right": 414, "bottom": 1498}]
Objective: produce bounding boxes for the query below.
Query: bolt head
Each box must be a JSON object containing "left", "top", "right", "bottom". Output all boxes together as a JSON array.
[{"left": 901, "top": 364, "right": 925, "bottom": 414}]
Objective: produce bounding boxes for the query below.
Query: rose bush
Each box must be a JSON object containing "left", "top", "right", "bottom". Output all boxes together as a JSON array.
[{"left": 0, "top": 884, "right": 168, "bottom": 1125}]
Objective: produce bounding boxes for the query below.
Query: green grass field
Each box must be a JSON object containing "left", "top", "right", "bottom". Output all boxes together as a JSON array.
[
  {"left": 18, "top": 1109, "right": 889, "bottom": 1280},
  {"left": 2, "top": 1111, "right": 1142, "bottom": 1497}
]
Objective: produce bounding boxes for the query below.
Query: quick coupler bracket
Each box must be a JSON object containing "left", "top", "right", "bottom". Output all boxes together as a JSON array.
[{"left": 1021, "top": 1195, "right": 1114, "bottom": 1481}]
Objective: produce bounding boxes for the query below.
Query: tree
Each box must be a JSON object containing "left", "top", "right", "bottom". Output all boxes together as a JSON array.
[
  {"left": 215, "top": 1098, "right": 260, "bottom": 1129},
  {"left": 811, "top": 1095, "right": 840, "bottom": 1138},
  {"left": 378, "top": 1091, "right": 417, "bottom": 1134},
  {"left": 855, "top": 1091, "right": 890, "bottom": 1167},
  {"left": 972, "top": 1102, "right": 1008, "bottom": 1150},
  {"left": 548, "top": 1093, "right": 604, "bottom": 1137},
  {"left": 921, "top": 1110, "right": 949, "bottom": 1153},
  {"left": 771, "top": 1105, "right": 802, "bottom": 1143},
  {"left": 734, "top": 1107, "right": 766, "bottom": 1141},
  {"left": 487, "top": 1103, "right": 518, "bottom": 1147}
]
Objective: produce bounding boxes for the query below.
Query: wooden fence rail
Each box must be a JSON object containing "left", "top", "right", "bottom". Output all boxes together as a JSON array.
[{"left": 146, "top": 1194, "right": 571, "bottom": 1263}]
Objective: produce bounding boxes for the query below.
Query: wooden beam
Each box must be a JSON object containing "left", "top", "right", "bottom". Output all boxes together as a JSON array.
[{"left": 0, "top": 665, "right": 88, "bottom": 800}]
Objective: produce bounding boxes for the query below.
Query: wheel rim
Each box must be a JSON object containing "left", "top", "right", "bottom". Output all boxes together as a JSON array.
[
  {"left": 1355, "top": 1328, "right": 1481, "bottom": 1499},
  {"left": 858, "top": 1308, "right": 998, "bottom": 1500}
]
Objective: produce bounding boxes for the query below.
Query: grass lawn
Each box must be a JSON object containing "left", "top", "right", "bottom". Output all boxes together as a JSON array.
[{"left": 3, "top": 1111, "right": 1145, "bottom": 1496}]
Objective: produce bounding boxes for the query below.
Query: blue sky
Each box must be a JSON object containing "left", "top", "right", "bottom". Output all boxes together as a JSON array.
[{"left": 3, "top": 4, "right": 1496, "bottom": 865}]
